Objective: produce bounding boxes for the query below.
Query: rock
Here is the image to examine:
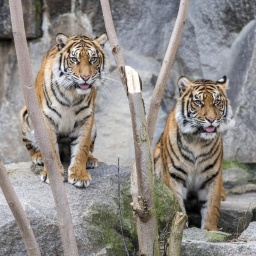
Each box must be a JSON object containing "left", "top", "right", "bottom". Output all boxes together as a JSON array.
[
  {"left": 223, "top": 20, "right": 256, "bottom": 162},
  {"left": 0, "top": 0, "right": 42, "bottom": 39},
  {"left": 219, "top": 193, "right": 256, "bottom": 235},
  {"left": 183, "top": 228, "right": 231, "bottom": 243},
  {"left": 0, "top": 162, "right": 179, "bottom": 255},
  {"left": 239, "top": 222, "right": 256, "bottom": 241},
  {"left": 1, "top": 0, "right": 256, "bottom": 165}
]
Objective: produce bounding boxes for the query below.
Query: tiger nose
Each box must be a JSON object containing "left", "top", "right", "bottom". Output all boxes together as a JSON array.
[
  {"left": 82, "top": 75, "right": 90, "bottom": 81},
  {"left": 206, "top": 117, "right": 216, "bottom": 123}
]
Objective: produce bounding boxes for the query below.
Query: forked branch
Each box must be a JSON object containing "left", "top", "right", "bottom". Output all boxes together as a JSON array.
[{"left": 9, "top": 1, "right": 79, "bottom": 255}]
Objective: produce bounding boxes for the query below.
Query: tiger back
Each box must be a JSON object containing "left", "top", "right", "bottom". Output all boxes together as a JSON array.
[
  {"left": 154, "top": 76, "right": 234, "bottom": 230},
  {"left": 20, "top": 33, "right": 108, "bottom": 188}
]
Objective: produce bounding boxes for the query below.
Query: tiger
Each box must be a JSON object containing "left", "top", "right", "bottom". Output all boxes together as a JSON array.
[
  {"left": 20, "top": 33, "right": 108, "bottom": 188},
  {"left": 154, "top": 76, "right": 234, "bottom": 230}
]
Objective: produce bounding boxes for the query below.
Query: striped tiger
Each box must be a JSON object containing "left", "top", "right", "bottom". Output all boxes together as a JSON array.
[
  {"left": 154, "top": 76, "right": 234, "bottom": 230},
  {"left": 20, "top": 33, "right": 108, "bottom": 188}
]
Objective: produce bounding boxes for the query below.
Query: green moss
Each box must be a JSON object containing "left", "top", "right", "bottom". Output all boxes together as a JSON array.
[
  {"left": 222, "top": 160, "right": 248, "bottom": 170},
  {"left": 208, "top": 231, "right": 231, "bottom": 242},
  {"left": 154, "top": 176, "right": 181, "bottom": 230},
  {"left": 82, "top": 174, "right": 180, "bottom": 254}
]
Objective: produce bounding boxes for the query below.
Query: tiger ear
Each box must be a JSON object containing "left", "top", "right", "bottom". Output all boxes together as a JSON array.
[
  {"left": 56, "top": 33, "right": 69, "bottom": 49},
  {"left": 217, "top": 76, "right": 229, "bottom": 89},
  {"left": 95, "top": 33, "right": 108, "bottom": 47},
  {"left": 178, "top": 76, "right": 190, "bottom": 96}
]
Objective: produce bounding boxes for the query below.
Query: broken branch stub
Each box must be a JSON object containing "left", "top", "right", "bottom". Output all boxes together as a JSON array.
[{"left": 125, "top": 66, "right": 160, "bottom": 255}]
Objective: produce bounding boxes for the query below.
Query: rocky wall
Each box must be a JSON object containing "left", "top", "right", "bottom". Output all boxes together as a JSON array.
[{"left": 0, "top": 0, "right": 256, "bottom": 164}]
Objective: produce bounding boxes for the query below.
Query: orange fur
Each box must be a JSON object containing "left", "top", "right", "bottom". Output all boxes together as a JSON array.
[
  {"left": 154, "top": 76, "right": 233, "bottom": 230},
  {"left": 20, "top": 33, "right": 108, "bottom": 188}
]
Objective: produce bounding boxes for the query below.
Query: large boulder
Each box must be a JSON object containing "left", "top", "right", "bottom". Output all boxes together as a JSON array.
[
  {"left": 0, "top": 162, "right": 179, "bottom": 255},
  {"left": 0, "top": 0, "right": 256, "bottom": 164}
]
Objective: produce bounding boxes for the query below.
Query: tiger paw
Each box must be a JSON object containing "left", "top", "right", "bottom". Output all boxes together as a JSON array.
[
  {"left": 40, "top": 165, "right": 64, "bottom": 184},
  {"left": 68, "top": 166, "right": 92, "bottom": 188},
  {"left": 40, "top": 168, "right": 50, "bottom": 184},
  {"left": 86, "top": 154, "right": 99, "bottom": 169},
  {"left": 32, "top": 152, "right": 44, "bottom": 166}
]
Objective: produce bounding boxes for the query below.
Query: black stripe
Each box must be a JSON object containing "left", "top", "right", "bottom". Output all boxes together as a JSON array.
[
  {"left": 200, "top": 169, "right": 220, "bottom": 189},
  {"left": 154, "top": 153, "right": 161, "bottom": 164},
  {"left": 43, "top": 111, "right": 58, "bottom": 127},
  {"left": 169, "top": 172, "right": 186, "bottom": 187},
  {"left": 44, "top": 91, "right": 62, "bottom": 118},
  {"left": 176, "top": 128, "right": 194, "bottom": 163},
  {"left": 74, "top": 114, "right": 92, "bottom": 128},
  {"left": 75, "top": 94, "right": 93, "bottom": 115},
  {"left": 201, "top": 152, "right": 221, "bottom": 173},
  {"left": 168, "top": 151, "right": 188, "bottom": 176},
  {"left": 167, "top": 137, "right": 179, "bottom": 160},
  {"left": 50, "top": 78, "right": 70, "bottom": 107},
  {"left": 26, "top": 144, "right": 33, "bottom": 150},
  {"left": 196, "top": 136, "right": 220, "bottom": 162},
  {"left": 59, "top": 53, "right": 62, "bottom": 71}
]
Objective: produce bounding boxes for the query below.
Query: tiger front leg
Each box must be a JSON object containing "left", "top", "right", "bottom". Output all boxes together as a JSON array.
[
  {"left": 200, "top": 172, "right": 222, "bottom": 231},
  {"left": 68, "top": 118, "right": 94, "bottom": 188}
]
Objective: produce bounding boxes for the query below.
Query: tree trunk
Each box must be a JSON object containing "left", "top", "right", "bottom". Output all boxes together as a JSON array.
[
  {"left": 9, "top": 1, "right": 79, "bottom": 255},
  {"left": 0, "top": 162, "right": 41, "bottom": 256},
  {"left": 126, "top": 66, "right": 160, "bottom": 256}
]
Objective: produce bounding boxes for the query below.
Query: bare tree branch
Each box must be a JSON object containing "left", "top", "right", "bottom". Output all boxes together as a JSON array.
[
  {"left": 147, "top": 0, "right": 190, "bottom": 144},
  {"left": 0, "top": 162, "right": 41, "bottom": 256},
  {"left": 168, "top": 212, "right": 187, "bottom": 256},
  {"left": 126, "top": 66, "right": 160, "bottom": 256},
  {"left": 99, "top": 0, "right": 127, "bottom": 93},
  {"left": 9, "top": 1, "right": 79, "bottom": 255}
]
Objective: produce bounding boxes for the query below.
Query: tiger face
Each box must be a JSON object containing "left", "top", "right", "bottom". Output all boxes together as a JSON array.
[
  {"left": 53, "top": 33, "right": 108, "bottom": 95},
  {"left": 175, "top": 76, "right": 234, "bottom": 140}
]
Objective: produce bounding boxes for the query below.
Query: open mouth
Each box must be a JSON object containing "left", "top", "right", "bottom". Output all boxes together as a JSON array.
[
  {"left": 76, "top": 83, "right": 92, "bottom": 90},
  {"left": 202, "top": 126, "right": 217, "bottom": 133}
]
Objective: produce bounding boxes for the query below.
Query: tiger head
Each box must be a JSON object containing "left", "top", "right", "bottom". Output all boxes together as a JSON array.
[
  {"left": 53, "top": 33, "right": 108, "bottom": 95},
  {"left": 175, "top": 76, "right": 234, "bottom": 140}
]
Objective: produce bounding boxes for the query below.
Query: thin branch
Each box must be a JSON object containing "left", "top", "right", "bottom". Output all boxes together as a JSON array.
[
  {"left": 147, "top": 0, "right": 190, "bottom": 144},
  {"left": 9, "top": 1, "right": 79, "bottom": 255},
  {"left": 117, "top": 156, "right": 130, "bottom": 256},
  {"left": 99, "top": 0, "right": 127, "bottom": 92},
  {"left": 0, "top": 162, "right": 41, "bottom": 256},
  {"left": 168, "top": 212, "right": 187, "bottom": 256}
]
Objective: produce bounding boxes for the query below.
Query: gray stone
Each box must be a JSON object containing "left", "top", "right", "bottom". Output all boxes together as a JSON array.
[
  {"left": 183, "top": 228, "right": 231, "bottom": 243},
  {"left": 1, "top": 0, "right": 256, "bottom": 165},
  {"left": 223, "top": 20, "right": 256, "bottom": 162},
  {"left": 0, "top": 0, "right": 42, "bottom": 39},
  {"left": 223, "top": 167, "right": 251, "bottom": 189},
  {"left": 0, "top": 162, "right": 179, "bottom": 255},
  {"left": 219, "top": 193, "right": 256, "bottom": 235},
  {"left": 239, "top": 222, "right": 256, "bottom": 241}
]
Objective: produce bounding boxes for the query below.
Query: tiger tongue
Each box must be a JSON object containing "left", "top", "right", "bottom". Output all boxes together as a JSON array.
[
  {"left": 203, "top": 126, "right": 216, "bottom": 133},
  {"left": 79, "top": 83, "right": 91, "bottom": 90}
]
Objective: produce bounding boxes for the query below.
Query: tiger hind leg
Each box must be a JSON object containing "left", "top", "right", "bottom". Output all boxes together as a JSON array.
[
  {"left": 86, "top": 121, "right": 99, "bottom": 169},
  {"left": 20, "top": 107, "right": 44, "bottom": 166}
]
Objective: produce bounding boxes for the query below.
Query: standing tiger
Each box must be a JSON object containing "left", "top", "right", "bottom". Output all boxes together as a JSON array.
[
  {"left": 154, "top": 76, "right": 234, "bottom": 230},
  {"left": 20, "top": 33, "right": 108, "bottom": 188}
]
